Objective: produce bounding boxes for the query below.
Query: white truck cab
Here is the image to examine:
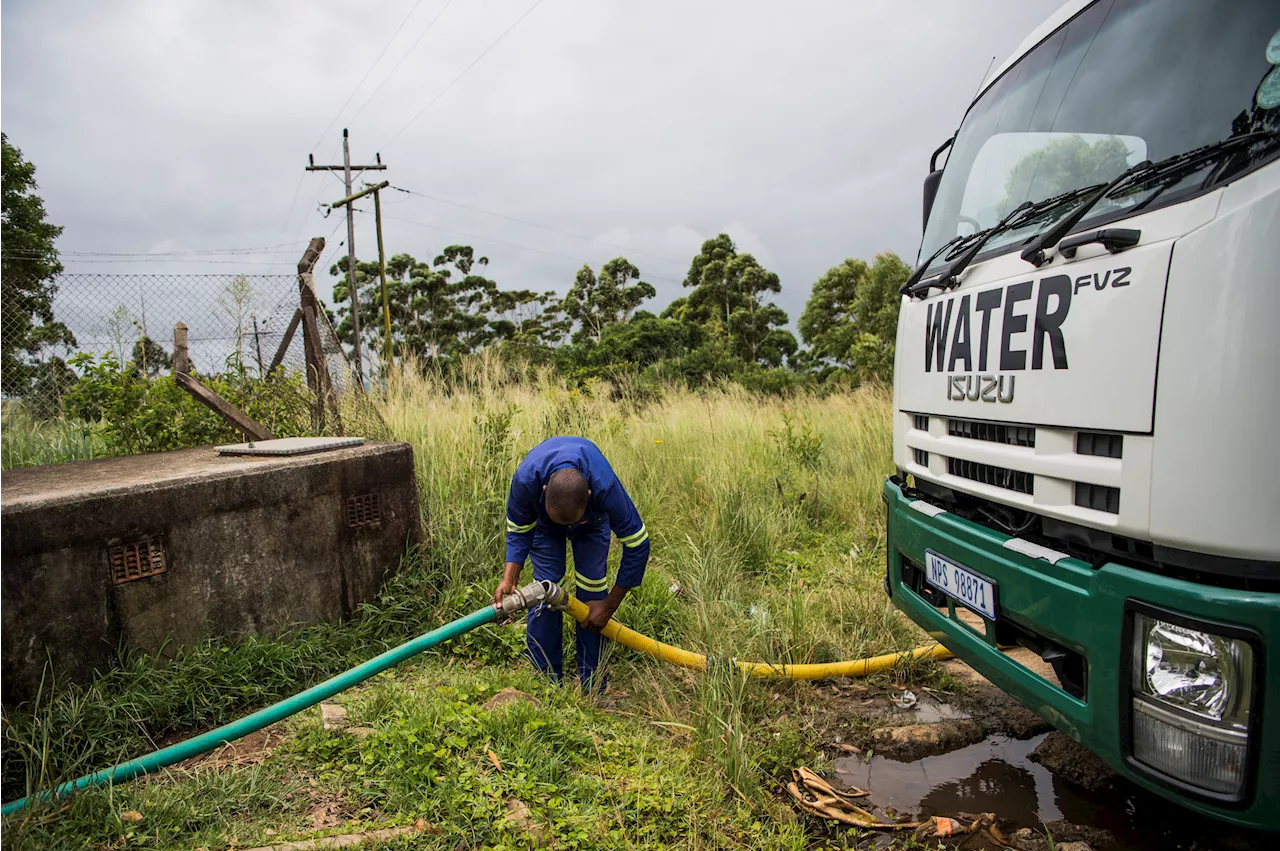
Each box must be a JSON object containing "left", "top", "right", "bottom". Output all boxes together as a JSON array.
[{"left": 884, "top": 0, "right": 1280, "bottom": 830}]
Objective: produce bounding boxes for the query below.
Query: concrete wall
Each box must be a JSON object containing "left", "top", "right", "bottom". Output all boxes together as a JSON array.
[{"left": 1, "top": 442, "right": 420, "bottom": 703}]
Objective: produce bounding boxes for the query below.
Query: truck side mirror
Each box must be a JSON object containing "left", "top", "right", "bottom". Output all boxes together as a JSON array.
[
  {"left": 922, "top": 170, "right": 943, "bottom": 231},
  {"left": 923, "top": 136, "right": 955, "bottom": 232}
]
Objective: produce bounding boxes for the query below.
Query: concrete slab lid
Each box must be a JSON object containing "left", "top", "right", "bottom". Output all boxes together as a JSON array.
[{"left": 215, "top": 436, "right": 367, "bottom": 457}]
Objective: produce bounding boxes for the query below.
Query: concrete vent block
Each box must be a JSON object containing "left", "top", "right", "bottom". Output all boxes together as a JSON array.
[
  {"left": 109, "top": 536, "right": 169, "bottom": 584},
  {"left": 346, "top": 493, "right": 382, "bottom": 528}
]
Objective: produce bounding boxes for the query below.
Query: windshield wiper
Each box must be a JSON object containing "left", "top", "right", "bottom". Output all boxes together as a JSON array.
[
  {"left": 908, "top": 200, "right": 1035, "bottom": 295},
  {"left": 1123, "top": 129, "right": 1278, "bottom": 217},
  {"left": 902, "top": 196, "right": 1082, "bottom": 296},
  {"left": 901, "top": 184, "right": 1113, "bottom": 297},
  {"left": 1019, "top": 163, "right": 1149, "bottom": 267},
  {"left": 899, "top": 234, "right": 971, "bottom": 294},
  {"left": 1021, "top": 130, "right": 1278, "bottom": 267}
]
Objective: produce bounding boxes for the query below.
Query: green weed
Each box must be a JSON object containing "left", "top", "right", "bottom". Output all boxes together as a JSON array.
[{"left": 2, "top": 359, "right": 934, "bottom": 849}]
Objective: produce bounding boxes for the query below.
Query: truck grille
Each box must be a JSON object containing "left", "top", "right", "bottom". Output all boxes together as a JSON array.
[
  {"left": 947, "top": 457, "right": 1034, "bottom": 495},
  {"left": 908, "top": 413, "right": 1126, "bottom": 517},
  {"left": 948, "top": 417, "right": 1035, "bottom": 448},
  {"left": 1075, "top": 483, "right": 1120, "bottom": 513},
  {"left": 1077, "top": 431, "right": 1123, "bottom": 459}
]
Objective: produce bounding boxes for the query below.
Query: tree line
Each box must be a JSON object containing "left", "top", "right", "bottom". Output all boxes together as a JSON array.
[{"left": 329, "top": 233, "right": 910, "bottom": 392}]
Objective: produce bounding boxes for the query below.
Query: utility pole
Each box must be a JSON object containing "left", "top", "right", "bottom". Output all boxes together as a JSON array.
[
  {"left": 306, "top": 129, "right": 386, "bottom": 386},
  {"left": 328, "top": 180, "right": 392, "bottom": 375},
  {"left": 340, "top": 130, "right": 359, "bottom": 381},
  {"left": 373, "top": 187, "right": 391, "bottom": 371}
]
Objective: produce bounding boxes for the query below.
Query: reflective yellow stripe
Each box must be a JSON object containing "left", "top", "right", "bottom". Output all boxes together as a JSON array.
[
  {"left": 617, "top": 525, "right": 647, "bottom": 545},
  {"left": 507, "top": 518, "right": 536, "bottom": 534},
  {"left": 575, "top": 572, "right": 608, "bottom": 591},
  {"left": 622, "top": 531, "right": 649, "bottom": 549}
]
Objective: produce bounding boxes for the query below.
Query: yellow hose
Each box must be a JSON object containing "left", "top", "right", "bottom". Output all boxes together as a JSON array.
[{"left": 562, "top": 597, "right": 953, "bottom": 680}]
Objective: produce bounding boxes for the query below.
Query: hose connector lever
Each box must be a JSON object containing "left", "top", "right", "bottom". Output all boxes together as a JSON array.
[{"left": 494, "top": 580, "right": 568, "bottom": 621}]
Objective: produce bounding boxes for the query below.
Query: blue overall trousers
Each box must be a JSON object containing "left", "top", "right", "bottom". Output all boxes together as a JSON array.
[{"left": 525, "top": 518, "right": 611, "bottom": 692}]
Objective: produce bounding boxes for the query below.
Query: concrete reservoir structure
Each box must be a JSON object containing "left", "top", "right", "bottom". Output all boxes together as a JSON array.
[{"left": 1, "top": 440, "right": 420, "bottom": 703}]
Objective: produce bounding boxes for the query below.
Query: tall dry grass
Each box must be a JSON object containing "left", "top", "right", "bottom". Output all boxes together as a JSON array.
[
  {"left": 381, "top": 355, "right": 931, "bottom": 799},
  {"left": 3, "top": 355, "right": 935, "bottom": 848},
  {"left": 382, "top": 354, "right": 918, "bottom": 669}
]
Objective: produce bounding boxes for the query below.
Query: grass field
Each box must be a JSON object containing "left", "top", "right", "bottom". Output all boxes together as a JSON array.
[
  {"left": 1, "top": 359, "right": 941, "bottom": 850},
  {"left": 0, "top": 403, "right": 107, "bottom": 469}
]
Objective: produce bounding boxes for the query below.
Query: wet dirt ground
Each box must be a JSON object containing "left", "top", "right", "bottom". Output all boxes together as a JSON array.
[{"left": 807, "top": 655, "right": 1274, "bottom": 851}]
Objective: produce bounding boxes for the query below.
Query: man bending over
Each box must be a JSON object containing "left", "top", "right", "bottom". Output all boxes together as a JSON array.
[{"left": 493, "top": 436, "right": 649, "bottom": 691}]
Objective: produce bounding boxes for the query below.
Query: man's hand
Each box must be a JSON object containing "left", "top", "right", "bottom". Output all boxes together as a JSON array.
[
  {"left": 582, "top": 585, "right": 628, "bottom": 632},
  {"left": 582, "top": 599, "right": 617, "bottom": 632},
  {"left": 493, "top": 562, "right": 523, "bottom": 606},
  {"left": 493, "top": 577, "right": 517, "bottom": 606}
]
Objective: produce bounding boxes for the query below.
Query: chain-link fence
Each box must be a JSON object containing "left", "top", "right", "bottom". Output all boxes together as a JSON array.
[{"left": 1, "top": 269, "right": 385, "bottom": 466}]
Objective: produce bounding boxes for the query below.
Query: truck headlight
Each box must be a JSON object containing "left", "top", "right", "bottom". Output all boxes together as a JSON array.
[
  {"left": 1129, "top": 609, "right": 1256, "bottom": 797},
  {"left": 1136, "top": 615, "right": 1251, "bottom": 724}
]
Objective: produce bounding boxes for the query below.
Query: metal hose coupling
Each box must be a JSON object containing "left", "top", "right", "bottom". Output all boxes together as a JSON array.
[{"left": 494, "top": 580, "right": 569, "bottom": 621}]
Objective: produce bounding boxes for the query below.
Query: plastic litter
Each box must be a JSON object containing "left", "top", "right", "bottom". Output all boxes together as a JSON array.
[
  {"left": 892, "top": 689, "right": 919, "bottom": 709},
  {"left": 913, "top": 812, "right": 1007, "bottom": 848}
]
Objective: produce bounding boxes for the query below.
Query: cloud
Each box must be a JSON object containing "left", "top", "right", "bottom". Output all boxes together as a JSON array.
[{"left": 2, "top": 0, "right": 1061, "bottom": 331}]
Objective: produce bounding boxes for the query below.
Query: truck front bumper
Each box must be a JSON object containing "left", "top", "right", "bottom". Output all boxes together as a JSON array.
[{"left": 884, "top": 478, "right": 1280, "bottom": 831}]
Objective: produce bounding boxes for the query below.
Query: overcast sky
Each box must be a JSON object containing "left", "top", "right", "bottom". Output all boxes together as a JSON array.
[{"left": 3, "top": 0, "right": 1061, "bottom": 327}]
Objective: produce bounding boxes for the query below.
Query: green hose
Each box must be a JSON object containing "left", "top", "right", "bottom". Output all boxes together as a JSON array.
[
  {"left": 4, "top": 577, "right": 953, "bottom": 819},
  {"left": 1, "top": 603, "right": 499, "bottom": 817}
]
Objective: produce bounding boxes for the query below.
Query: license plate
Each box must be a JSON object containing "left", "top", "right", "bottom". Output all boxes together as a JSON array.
[{"left": 925, "top": 551, "right": 997, "bottom": 620}]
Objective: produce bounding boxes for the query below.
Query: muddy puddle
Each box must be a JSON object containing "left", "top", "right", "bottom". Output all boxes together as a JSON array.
[
  {"left": 884, "top": 693, "right": 969, "bottom": 725},
  {"left": 834, "top": 730, "right": 1272, "bottom": 850},
  {"left": 837, "top": 735, "right": 1054, "bottom": 827}
]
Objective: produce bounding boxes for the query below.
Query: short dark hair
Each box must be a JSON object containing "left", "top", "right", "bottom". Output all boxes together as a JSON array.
[{"left": 545, "top": 468, "right": 589, "bottom": 521}]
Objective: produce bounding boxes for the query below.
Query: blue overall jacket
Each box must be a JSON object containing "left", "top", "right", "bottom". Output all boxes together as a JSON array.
[{"left": 504, "top": 436, "right": 650, "bottom": 589}]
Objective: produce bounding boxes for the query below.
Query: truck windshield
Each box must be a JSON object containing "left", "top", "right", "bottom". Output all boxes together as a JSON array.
[{"left": 919, "top": 0, "right": 1280, "bottom": 269}]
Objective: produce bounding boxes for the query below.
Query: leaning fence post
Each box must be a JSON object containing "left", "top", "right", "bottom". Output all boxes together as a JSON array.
[
  {"left": 169, "top": 320, "right": 275, "bottom": 441},
  {"left": 297, "top": 238, "right": 331, "bottom": 431},
  {"left": 267, "top": 308, "right": 302, "bottom": 375},
  {"left": 173, "top": 322, "right": 189, "bottom": 375}
]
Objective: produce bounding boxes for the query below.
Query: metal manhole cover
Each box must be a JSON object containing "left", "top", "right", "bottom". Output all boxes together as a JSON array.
[{"left": 216, "top": 437, "right": 366, "bottom": 457}]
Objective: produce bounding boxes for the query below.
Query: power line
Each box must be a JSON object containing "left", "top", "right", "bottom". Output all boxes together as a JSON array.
[
  {"left": 319, "top": 210, "right": 358, "bottom": 273},
  {"left": 383, "top": 213, "right": 684, "bottom": 286},
  {"left": 346, "top": 0, "right": 455, "bottom": 127},
  {"left": 310, "top": 0, "right": 428, "bottom": 152},
  {"left": 47, "top": 273, "right": 297, "bottom": 280},
  {"left": 389, "top": 185, "right": 685, "bottom": 266},
  {"left": 382, "top": 0, "right": 545, "bottom": 150},
  {"left": 187, "top": 334, "right": 275, "bottom": 342},
  {"left": 78, "top": 241, "right": 311, "bottom": 255},
  {"left": 55, "top": 258, "right": 300, "bottom": 266},
  {"left": 273, "top": 168, "right": 351, "bottom": 261},
  {"left": 6, "top": 241, "right": 314, "bottom": 258},
  {"left": 271, "top": 173, "right": 308, "bottom": 258},
  {"left": 281, "top": 178, "right": 340, "bottom": 262}
]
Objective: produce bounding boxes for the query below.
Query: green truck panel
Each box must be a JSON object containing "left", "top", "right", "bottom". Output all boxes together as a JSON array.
[{"left": 884, "top": 478, "right": 1280, "bottom": 831}]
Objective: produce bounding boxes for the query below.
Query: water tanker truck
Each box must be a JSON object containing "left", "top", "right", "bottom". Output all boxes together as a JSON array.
[{"left": 884, "top": 0, "right": 1280, "bottom": 830}]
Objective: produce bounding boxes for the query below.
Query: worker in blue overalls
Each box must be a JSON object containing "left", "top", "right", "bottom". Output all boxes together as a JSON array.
[{"left": 492, "top": 436, "right": 650, "bottom": 692}]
